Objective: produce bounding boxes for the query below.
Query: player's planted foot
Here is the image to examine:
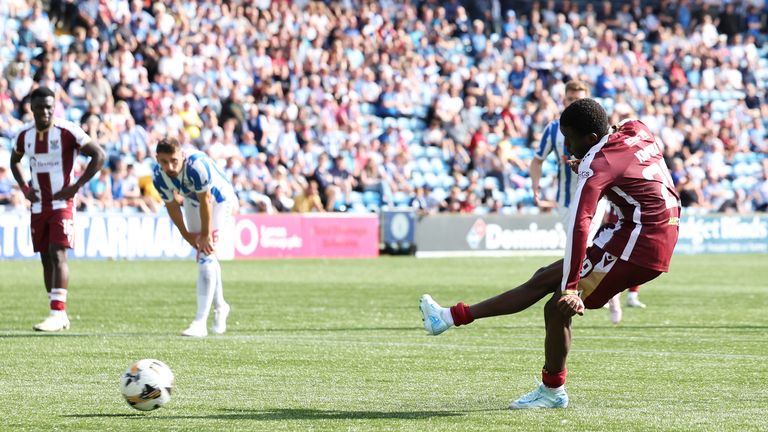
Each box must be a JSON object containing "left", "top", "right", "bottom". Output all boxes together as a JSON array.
[
  {"left": 509, "top": 383, "right": 569, "bottom": 409},
  {"left": 419, "top": 294, "right": 452, "bottom": 335},
  {"left": 212, "top": 303, "right": 230, "bottom": 335},
  {"left": 626, "top": 297, "right": 647, "bottom": 308},
  {"left": 181, "top": 320, "right": 208, "bottom": 337},
  {"left": 33, "top": 313, "right": 70, "bottom": 332}
]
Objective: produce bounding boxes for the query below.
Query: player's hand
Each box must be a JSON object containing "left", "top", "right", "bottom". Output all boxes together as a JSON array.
[
  {"left": 23, "top": 186, "right": 39, "bottom": 203},
  {"left": 557, "top": 294, "right": 584, "bottom": 317},
  {"left": 196, "top": 234, "right": 215, "bottom": 256},
  {"left": 532, "top": 186, "right": 541, "bottom": 206},
  {"left": 565, "top": 159, "right": 580, "bottom": 174},
  {"left": 52, "top": 185, "right": 80, "bottom": 201}
]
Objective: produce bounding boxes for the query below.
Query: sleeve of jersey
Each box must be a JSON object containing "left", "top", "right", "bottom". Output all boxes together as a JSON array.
[
  {"left": 188, "top": 158, "right": 213, "bottom": 193},
  {"left": 534, "top": 123, "right": 552, "bottom": 159},
  {"left": 72, "top": 124, "right": 92, "bottom": 148},
  {"left": 561, "top": 158, "right": 613, "bottom": 293},
  {"left": 152, "top": 173, "right": 174, "bottom": 203}
]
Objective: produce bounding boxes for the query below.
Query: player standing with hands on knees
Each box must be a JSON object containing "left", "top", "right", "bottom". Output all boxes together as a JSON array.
[
  {"left": 10, "top": 86, "right": 106, "bottom": 331},
  {"left": 420, "top": 98, "right": 680, "bottom": 408},
  {"left": 152, "top": 137, "right": 237, "bottom": 337}
]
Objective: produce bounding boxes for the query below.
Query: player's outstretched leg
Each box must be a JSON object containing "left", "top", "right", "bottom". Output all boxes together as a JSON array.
[
  {"left": 419, "top": 294, "right": 466, "bottom": 335},
  {"left": 211, "top": 268, "right": 229, "bottom": 335}
]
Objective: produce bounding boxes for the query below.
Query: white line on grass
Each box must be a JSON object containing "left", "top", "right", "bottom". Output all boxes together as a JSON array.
[{"left": 2, "top": 331, "right": 763, "bottom": 361}]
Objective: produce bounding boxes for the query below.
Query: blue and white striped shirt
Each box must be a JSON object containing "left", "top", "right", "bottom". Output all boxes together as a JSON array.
[
  {"left": 152, "top": 151, "right": 236, "bottom": 204},
  {"left": 535, "top": 119, "right": 575, "bottom": 209}
]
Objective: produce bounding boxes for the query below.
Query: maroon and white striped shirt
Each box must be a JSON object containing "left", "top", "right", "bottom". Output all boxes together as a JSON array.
[
  {"left": 14, "top": 119, "right": 91, "bottom": 214},
  {"left": 562, "top": 120, "right": 681, "bottom": 293}
]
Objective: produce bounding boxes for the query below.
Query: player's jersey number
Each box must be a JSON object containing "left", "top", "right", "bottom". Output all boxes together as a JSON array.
[{"left": 641, "top": 161, "right": 679, "bottom": 209}]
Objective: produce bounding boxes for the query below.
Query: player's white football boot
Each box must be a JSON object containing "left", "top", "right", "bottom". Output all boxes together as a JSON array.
[
  {"left": 509, "top": 383, "right": 569, "bottom": 409},
  {"left": 608, "top": 295, "right": 622, "bottom": 324},
  {"left": 419, "top": 294, "right": 452, "bottom": 335},
  {"left": 181, "top": 320, "right": 208, "bottom": 337},
  {"left": 212, "top": 303, "right": 230, "bottom": 335},
  {"left": 33, "top": 313, "right": 70, "bottom": 332},
  {"left": 626, "top": 297, "right": 647, "bottom": 308}
]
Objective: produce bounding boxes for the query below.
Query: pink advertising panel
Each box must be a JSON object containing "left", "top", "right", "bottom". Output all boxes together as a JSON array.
[{"left": 234, "top": 214, "right": 379, "bottom": 259}]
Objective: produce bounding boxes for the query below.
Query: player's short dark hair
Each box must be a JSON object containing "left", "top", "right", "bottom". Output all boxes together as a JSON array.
[
  {"left": 30, "top": 86, "right": 55, "bottom": 101},
  {"left": 560, "top": 98, "right": 609, "bottom": 137},
  {"left": 156, "top": 137, "right": 182, "bottom": 154}
]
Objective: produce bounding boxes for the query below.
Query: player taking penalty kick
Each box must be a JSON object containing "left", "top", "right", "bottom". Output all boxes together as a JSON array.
[
  {"left": 152, "top": 137, "right": 237, "bottom": 337},
  {"left": 10, "top": 86, "right": 105, "bottom": 332},
  {"left": 420, "top": 98, "right": 681, "bottom": 409}
]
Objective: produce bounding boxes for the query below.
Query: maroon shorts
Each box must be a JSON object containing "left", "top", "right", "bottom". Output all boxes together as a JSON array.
[
  {"left": 578, "top": 246, "right": 662, "bottom": 309},
  {"left": 31, "top": 208, "right": 75, "bottom": 252}
]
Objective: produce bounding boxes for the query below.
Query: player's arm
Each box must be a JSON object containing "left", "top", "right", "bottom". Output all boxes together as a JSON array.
[
  {"left": 165, "top": 196, "right": 198, "bottom": 249},
  {"left": 188, "top": 157, "right": 216, "bottom": 255},
  {"left": 195, "top": 189, "right": 215, "bottom": 255},
  {"left": 559, "top": 158, "right": 612, "bottom": 314},
  {"left": 529, "top": 157, "right": 544, "bottom": 206},
  {"left": 531, "top": 123, "right": 553, "bottom": 206},
  {"left": 9, "top": 148, "right": 37, "bottom": 202},
  {"left": 53, "top": 141, "right": 106, "bottom": 200}
]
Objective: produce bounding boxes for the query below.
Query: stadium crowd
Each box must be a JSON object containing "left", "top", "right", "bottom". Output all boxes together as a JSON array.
[{"left": 1, "top": 0, "right": 768, "bottom": 215}]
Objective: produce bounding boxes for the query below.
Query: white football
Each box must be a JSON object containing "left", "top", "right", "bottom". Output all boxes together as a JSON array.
[{"left": 120, "top": 359, "right": 175, "bottom": 411}]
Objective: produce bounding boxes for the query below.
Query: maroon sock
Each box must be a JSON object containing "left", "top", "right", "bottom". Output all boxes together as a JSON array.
[
  {"left": 628, "top": 285, "right": 640, "bottom": 292},
  {"left": 449, "top": 302, "right": 474, "bottom": 326},
  {"left": 542, "top": 367, "right": 567, "bottom": 388}
]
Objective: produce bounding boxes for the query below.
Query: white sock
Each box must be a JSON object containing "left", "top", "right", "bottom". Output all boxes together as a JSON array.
[
  {"left": 440, "top": 308, "right": 454, "bottom": 326},
  {"left": 49, "top": 289, "right": 67, "bottom": 317},
  {"left": 628, "top": 291, "right": 639, "bottom": 301},
  {"left": 195, "top": 254, "right": 219, "bottom": 322},
  {"left": 213, "top": 263, "right": 226, "bottom": 309}
]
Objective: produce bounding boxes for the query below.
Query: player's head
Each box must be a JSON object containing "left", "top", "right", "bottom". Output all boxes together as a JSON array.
[
  {"left": 30, "top": 86, "right": 55, "bottom": 131},
  {"left": 563, "top": 80, "right": 589, "bottom": 108},
  {"left": 155, "top": 137, "right": 184, "bottom": 177},
  {"left": 560, "top": 98, "right": 609, "bottom": 159}
]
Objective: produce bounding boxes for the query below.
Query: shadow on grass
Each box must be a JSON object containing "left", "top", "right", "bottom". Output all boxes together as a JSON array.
[
  {"left": 258, "top": 327, "right": 418, "bottom": 333},
  {"left": 65, "top": 408, "right": 470, "bottom": 421}
]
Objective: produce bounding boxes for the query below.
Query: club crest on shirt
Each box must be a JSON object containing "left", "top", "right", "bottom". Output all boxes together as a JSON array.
[{"left": 49, "top": 139, "right": 60, "bottom": 151}]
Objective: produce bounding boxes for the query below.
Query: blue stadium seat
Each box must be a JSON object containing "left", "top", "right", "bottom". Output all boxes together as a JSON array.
[
  {"left": 362, "top": 190, "right": 382, "bottom": 206},
  {"left": 430, "top": 157, "right": 447, "bottom": 174},
  {"left": 425, "top": 145, "right": 442, "bottom": 159},
  {"left": 392, "top": 191, "right": 411, "bottom": 206},
  {"left": 423, "top": 172, "right": 439, "bottom": 189},
  {"left": 483, "top": 176, "right": 500, "bottom": 191},
  {"left": 409, "top": 144, "right": 425, "bottom": 159},
  {"left": 440, "top": 174, "right": 455, "bottom": 189}
]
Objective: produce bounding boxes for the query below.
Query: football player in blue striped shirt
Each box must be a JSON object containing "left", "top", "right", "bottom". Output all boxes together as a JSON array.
[{"left": 153, "top": 137, "right": 238, "bottom": 337}]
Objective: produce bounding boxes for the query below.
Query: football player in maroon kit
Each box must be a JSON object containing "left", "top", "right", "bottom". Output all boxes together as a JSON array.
[
  {"left": 420, "top": 98, "right": 680, "bottom": 409},
  {"left": 10, "top": 87, "right": 105, "bottom": 331}
]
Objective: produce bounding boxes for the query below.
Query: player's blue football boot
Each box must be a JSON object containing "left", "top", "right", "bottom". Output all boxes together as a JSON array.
[
  {"left": 419, "top": 294, "right": 452, "bottom": 335},
  {"left": 509, "top": 383, "right": 569, "bottom": 409}
]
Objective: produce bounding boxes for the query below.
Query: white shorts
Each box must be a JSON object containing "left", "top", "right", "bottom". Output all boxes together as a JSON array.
[
  {"left": 184, "top": 199, "right": 236, "bottom": 260},
  {"left": 558, "top": 198, "right": 608, "bottom": 247}
]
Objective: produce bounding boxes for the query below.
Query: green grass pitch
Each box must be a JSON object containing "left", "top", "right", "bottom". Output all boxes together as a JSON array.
[{"left": 1, "top": 255, "right": 766, "bottom": 431}]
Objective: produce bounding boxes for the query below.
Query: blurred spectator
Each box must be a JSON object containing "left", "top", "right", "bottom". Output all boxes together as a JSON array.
[{"left": 0, "top": 0, "right": 766, "bottom": 217}]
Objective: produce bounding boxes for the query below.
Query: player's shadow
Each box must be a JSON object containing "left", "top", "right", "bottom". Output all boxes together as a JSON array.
[
  {"left": 65, "top": 408, "right": 471, "bottom": 421},
  {"left": 198, "top": 408, "right": 467, "bottom": 420}
]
